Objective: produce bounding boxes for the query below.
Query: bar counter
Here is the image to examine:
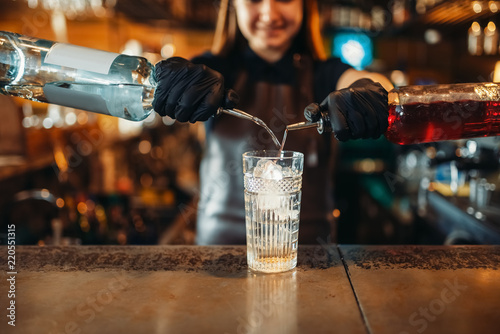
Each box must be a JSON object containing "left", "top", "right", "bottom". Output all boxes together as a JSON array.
[{"left": 1, "top": 245, "right": 499, "bottom": 333}]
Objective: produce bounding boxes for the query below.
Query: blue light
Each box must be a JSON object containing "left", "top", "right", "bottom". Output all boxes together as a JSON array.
[{"left": 333, "top": 32, "right": 373, "bottom": 70}]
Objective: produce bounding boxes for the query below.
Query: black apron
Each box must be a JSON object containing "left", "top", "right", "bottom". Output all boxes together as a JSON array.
[{"left": 196, "top": 53, "right": 335, "bottom": 245}]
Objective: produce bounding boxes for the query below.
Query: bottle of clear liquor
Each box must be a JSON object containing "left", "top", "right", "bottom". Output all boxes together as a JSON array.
[{"left": 0, "top": 31, "right": 156, "bottom": 121}]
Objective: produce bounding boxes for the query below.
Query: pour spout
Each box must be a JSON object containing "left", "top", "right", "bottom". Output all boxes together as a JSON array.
[
  {"left": 217, "top": 107, "right": 255, "bottom": 122},
  {"left": 286, "top": 119, "right": 324, "bottom": 133}
]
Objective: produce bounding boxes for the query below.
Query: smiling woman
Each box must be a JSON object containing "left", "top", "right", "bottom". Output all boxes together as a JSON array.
[
  {"left": 211, "top": 0, "right": 326, "bottom": 61},
  {"left": 233, "top": 0, "right": 304, "bottom": 63},
  {"left": 151, "top": 0, "right": 392, "bottom": 245}
]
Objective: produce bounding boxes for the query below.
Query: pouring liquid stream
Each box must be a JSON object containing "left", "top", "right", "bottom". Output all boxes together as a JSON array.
[
  {"left": 278, "top": 129, "right": 288, "bottom": 156},
  {"left": 252, "top": 117, "right": 282, "bottom": 149},
  {"left": 217, "top": 107, "right": 281, "bottom": 149},
  {"left": 217, "top": 107, "right": 322, "bottom": 157}
]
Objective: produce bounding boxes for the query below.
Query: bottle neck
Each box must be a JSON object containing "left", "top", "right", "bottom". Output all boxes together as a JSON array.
[
  {"left": 319, "top": 110, "right": 332, "bottom": 134},
  {"left": 0, "top": 32, "right": 22, "bottom": 86}
]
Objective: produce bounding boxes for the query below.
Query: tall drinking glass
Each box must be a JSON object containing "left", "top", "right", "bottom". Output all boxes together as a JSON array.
[{"left": 243, "top": 150, "right": 304, "bottom": 273}]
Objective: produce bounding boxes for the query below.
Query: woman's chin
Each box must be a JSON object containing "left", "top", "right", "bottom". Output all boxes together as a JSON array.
[{"left": 252, "top": 40, "right": 290, "bottom": 56}]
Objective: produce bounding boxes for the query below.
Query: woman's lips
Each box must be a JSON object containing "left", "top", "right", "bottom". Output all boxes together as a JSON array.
[{"left": 257, "top": 26, "right": 285, "bottom": 36}]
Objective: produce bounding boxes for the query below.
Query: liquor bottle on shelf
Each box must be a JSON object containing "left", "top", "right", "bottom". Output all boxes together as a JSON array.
[
  {"left": 292, "top": 82, "right": 500, "bottom": 145},
  {"left": 0, "top": 31, "right": 156, "bottom": 121}
]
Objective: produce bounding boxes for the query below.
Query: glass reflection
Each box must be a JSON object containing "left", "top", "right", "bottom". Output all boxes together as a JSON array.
[{"left": 240, "top": 270, "right": 298, "bottom": 334}]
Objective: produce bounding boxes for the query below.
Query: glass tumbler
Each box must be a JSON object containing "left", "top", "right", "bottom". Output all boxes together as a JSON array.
[{"left": 243, "top": 150, "right": 304, "bottom": 273}]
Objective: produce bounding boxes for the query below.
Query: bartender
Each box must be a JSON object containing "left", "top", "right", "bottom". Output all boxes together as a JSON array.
[{"left": 153, "top": 0, "right": 392, "bottom": 245}]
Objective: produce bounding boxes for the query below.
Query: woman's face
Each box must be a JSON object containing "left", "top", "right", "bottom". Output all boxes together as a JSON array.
[{"left": 234, "top": 0, "right": 304, "bottom": 61}]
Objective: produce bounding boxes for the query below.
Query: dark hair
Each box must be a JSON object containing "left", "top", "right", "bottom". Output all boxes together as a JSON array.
[{"left": 211, "top": 0, "right": 326, "bottom": 60}]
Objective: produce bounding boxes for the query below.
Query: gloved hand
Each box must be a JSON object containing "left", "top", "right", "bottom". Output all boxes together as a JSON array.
[
  {"left": 153, "top": 57, "right": 238, "bottom": 123},
  {"left": 304, "top": 78, "right": 388, "bottom": 141}
]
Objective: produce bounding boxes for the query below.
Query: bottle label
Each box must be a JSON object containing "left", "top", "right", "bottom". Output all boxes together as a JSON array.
[
  {"left": 44, "top": 43, "right": 119, "bottom": 74},
  {"left": 43, "top": 83, "right": 110, "bottom": 115}
]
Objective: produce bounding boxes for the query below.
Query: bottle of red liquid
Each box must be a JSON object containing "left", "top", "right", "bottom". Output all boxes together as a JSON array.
[{"left": 385, "top": 82, "right": 500, "bottom": 145}]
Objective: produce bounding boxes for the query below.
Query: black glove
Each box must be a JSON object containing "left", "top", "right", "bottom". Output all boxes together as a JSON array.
[
  {"left": 304, "top": 78, "right": 388, "bottom": 141},
  {"left": 153, "top": 57, "right": 238, "bottom": 123}
]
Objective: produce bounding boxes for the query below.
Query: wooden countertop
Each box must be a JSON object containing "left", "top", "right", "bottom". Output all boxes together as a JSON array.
[
  {"left": 0, "top": 245, "right": 499, "bottom": 334},
  {"left": 340, "top": 245, "right": 500, "bottom": 334}
]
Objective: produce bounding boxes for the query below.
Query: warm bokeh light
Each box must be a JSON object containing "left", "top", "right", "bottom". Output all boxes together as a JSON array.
[
  {"left": 390, "top": 70, "right": 408, "bottom": 87},
  {"left": 65, "top": 111, "right": 77, "bottom": 126},
  {"left": 490, "top": 1, "right": 499, "bottom": 12},
  {"left": 473, "top": 1, "right": 483, "bottom": 13},
  {"left": 77, "top": 202, "right": 88, "bottom": 215},
  {"left": 487, "top": 21, "right": 497, "bottom": 32},
  {"left": 42, "top": 117, "right": 54, "bottom": 129},
  {"left": 117, "top": 232, "right": 127, "bottom": 245},
  {"left": 77, "top": 112, "right": 88, "bottom": 125},
  {"left": 40, "top": 189, "right": 50, "bottom": 199},
  {"left": 138, "top": 140, "right": 152, "bottom": 154},
  {"left": 56, "top": 198, "right": 65, "bottom": 208},
  {"left": 471, "top": 21, "right": 481, "bottom": 34},
  {"left": 161, "top": 43, "right": 176, "bottom": 58},
  {"left": 53, "top": 146, "right": 69, "bottom": 173},
  {"left": 493, "top": 61, "right": 500, "bottom": 82},
  {"left": 80, "top": 217, "right": 90, "bottom": 232},
  {"left": 424, "top": 29, "right": 441, "bottom": 44}
]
